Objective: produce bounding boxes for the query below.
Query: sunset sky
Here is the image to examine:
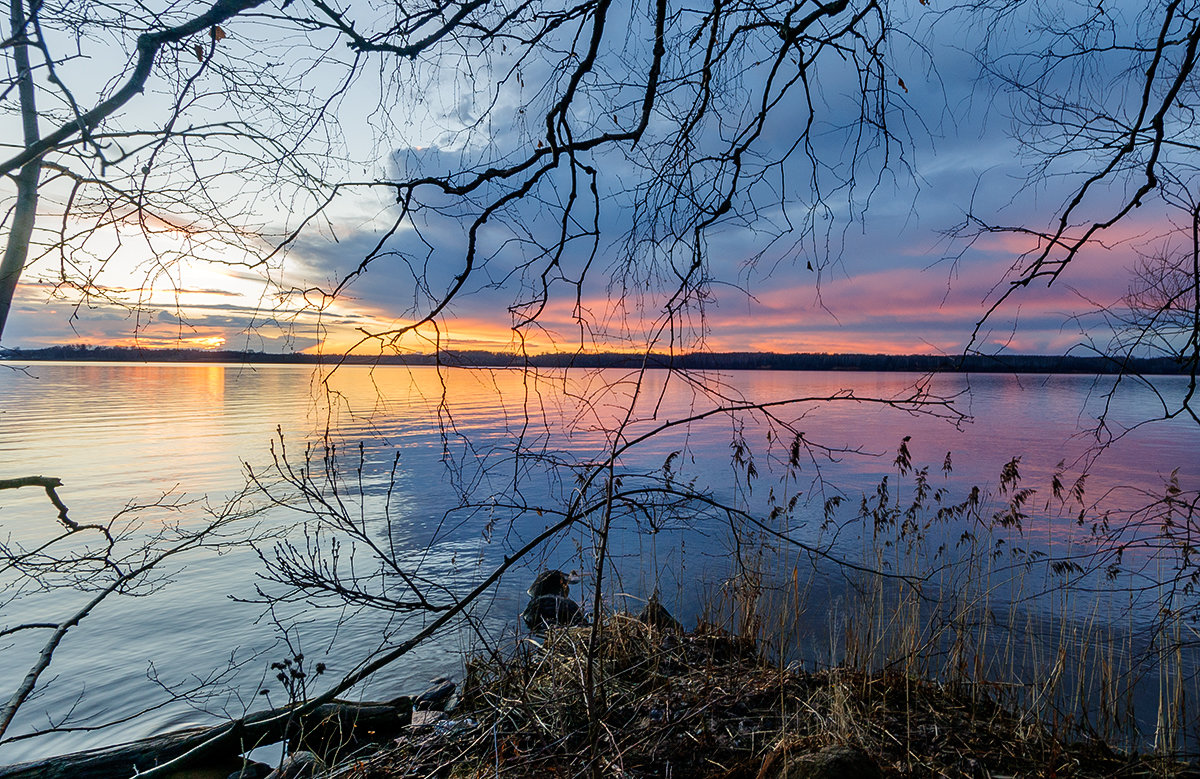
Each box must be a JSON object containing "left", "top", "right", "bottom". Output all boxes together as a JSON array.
[{"left": 1, "top": 0, "right": 1174, "bottom": 358}]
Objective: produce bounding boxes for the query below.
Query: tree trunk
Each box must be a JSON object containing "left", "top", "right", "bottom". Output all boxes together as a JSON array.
[
  {"left": 0, "top": 697, "right": 413, "bottom": 779},
  {"left": 0, "top": 0, "right": 41, "bottom": 342}
]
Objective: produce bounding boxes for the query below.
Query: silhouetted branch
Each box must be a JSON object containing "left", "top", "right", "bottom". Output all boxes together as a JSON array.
[{"left": 0, "top": 476, "right": 71, "bottom": 528}]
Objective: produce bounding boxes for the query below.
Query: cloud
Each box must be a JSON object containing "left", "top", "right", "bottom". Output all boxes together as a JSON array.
[
  {"left": 2, "top": 0, "right": 1176, "bottom": 361},
  {"left": 4, "top": 282, "right": 321, "bottom": 352}
]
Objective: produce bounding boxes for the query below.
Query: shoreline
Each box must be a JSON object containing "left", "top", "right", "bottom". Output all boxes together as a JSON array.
[
  {"left": 0, "top": 346, "right": 1186, "bottom": 375},
  {"left": 6, "top": 617, "right": 1196, "bottom": 778}
]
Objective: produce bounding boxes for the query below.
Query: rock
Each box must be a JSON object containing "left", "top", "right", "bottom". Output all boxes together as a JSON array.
[
  {"left": 226, "top": 760, "right": 273, "bottom": 779},
  {"left": 637, "top": 595, "right": 684, "bottom": 633},
  {"left": 410, "top": 710, "right": 447, "bottom": 727},
  {"left": 757, "top": 744, "right": 882, "bottom": 779},
  {"left": 527, "top": 569, "right": 579, "bottom": 598},
  {"left": 521, "top": 594, "right": 585, "bottom": 630},
  {"left": 414, "top": 677, "right": 456, "bottom": 711},
  {"left": 264, "top": 750, "right": 324, "bottom": 779},
  {"left": 284, "top": 697, "right": 413, "bottom": 757}
]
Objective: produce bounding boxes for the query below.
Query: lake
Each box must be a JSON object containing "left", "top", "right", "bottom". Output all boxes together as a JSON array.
[{"left": 0, "top": 362, "right": 1196, "bottom": 764}]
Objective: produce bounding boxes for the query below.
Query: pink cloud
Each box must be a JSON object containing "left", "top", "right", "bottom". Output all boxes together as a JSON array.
[{"left": 7, "top": 209, "right": 1174, "bottom": 358}]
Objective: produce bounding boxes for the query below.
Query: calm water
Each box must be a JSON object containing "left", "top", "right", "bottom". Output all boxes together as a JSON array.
[{"left": 0, "top": 362, "right": 1195, "bottom": 763}]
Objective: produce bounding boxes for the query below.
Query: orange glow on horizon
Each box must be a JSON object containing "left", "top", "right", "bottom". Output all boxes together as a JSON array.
[
  {"left": 22, "top": 319, "right": 1065, "bottom": 357},
  {"left": 281, "top": 324, "right": 957, "bottom": 357},
  {"left": 96, "top": 334, "right": 233, "bottom": 350},
  {"left": 11, "top": 237, "right": 1135, "bottom": 357}
]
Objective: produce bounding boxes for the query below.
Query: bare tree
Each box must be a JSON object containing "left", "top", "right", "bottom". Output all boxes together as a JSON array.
[
  {"left": 0, "top": 0, "right": 938, "bottom": 765},
  {"left": 952, "top": 0, "right": 1200, "bottom": 422},
  {"left": 0, "top": 0, "right": 344, "bottom": 343},
  {"left": 1098, "top": 205, "right": 1200, "bottom": 424},
  {"left": 0, "top": 478, "right": 265, "bottom": 745},
  {"left": 1, "top": 0, "right": 930, "bottom": 764},
  {"left": 8, "top": 0, "right": 1198, "bottom": 771},
  {"left": 2, "top": 0, "right": 913, "bottom": 351}
]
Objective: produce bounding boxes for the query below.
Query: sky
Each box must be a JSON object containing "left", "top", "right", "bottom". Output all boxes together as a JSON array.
[{"left": 1, "top": 0, "right": 1182, "bottom": 357}]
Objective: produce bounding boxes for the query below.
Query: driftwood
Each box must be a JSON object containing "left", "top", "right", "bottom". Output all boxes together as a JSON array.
[{"left": 0, "top": 696, "right": 413, "bottom": 779}]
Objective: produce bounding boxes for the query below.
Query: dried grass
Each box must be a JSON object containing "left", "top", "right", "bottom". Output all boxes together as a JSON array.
[{"left": 329, "top": 615, "right": 1193, "bottom": 778}]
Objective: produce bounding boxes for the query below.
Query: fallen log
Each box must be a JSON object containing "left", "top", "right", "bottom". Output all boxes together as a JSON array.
[{"left": 0, "top": 696, "right": 413, "bottom": 779}]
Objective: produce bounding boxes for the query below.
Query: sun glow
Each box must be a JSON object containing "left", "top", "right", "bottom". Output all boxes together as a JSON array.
[{"left": 191, "top": 336, "right": 227, "bottom": 349}]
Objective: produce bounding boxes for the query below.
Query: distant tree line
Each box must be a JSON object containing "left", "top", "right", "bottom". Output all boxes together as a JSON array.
[{"left": 1, "top": 344, "right": 1185, "bottom": 375}]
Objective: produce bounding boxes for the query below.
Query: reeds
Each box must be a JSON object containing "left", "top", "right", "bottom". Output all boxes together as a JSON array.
[
  {"left": 331, "top": 613, "right": 1193, "bottom": 778},
  {"left": 715, "top": 441, "right": 1200, "bottom": 763},
  {"left": 327, "top": 439, "right": 1197, "bottom": 776}
]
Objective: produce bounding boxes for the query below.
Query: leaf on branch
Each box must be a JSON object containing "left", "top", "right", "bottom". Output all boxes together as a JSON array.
[
  {"left": 193, "top": 43, "right": 204, "bottom": 62},
  {"left": 898, "top": 77, "right": 908, "bottom": 93},
  {"left": 212, "top": 26, "right": 227, "bottom": 41}
]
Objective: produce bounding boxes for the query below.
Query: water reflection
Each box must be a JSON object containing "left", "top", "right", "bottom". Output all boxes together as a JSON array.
[{"left": 0, "top": 363, "right": 1195, "bottom": 763}]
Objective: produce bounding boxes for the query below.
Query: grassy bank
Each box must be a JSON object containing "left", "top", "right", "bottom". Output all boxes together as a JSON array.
[{"left": 313, "top": 615, "right": 1194, "bottom": 778}]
